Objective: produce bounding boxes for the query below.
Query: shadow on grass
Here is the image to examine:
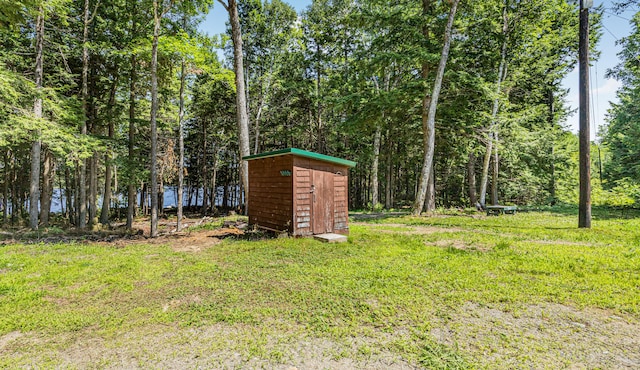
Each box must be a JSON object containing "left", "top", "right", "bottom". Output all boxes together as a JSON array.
[
  {"left": 519, "top": 205, "right": 640, "bottom": 220},
  {"left": 349, "top": 211, "right": 410, "bottom": 221}
]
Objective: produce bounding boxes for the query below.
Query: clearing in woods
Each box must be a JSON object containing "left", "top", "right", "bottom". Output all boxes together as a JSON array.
[{"left": 0, "top": 209, "right": 639, "bottom": 368}]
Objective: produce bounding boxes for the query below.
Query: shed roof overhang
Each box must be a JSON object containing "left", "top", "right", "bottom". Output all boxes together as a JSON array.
[{"left": 243, "top": 148, "right": 356, "bottom": 168}]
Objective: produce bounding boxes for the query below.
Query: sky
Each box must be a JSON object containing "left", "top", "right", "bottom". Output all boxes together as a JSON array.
[
  {"left": 562, "top": 0, "right": 637, "bottom": 140},
  {"left": 199, "top": 0, "right": 637, "bottom": 140}
]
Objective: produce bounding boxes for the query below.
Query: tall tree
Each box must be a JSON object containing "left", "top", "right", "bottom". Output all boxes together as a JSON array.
[
  {"left": 217, "top": 0, "right": 250, "bottom": 214},
  {"left": 413, "top": 0, "right": 460, "bottom": 215},
  {"left": 149, "top": 0, "right": 170, "bottom": 237},
  {"left": 29, "top": 5, "right": 45, "bottom": 230},
  {"left": 479, "top": 0, "right": 509, "bottom": 208}
]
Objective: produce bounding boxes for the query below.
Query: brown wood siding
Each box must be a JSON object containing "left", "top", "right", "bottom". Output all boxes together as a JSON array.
[
  {"left": 293, "top": 166, "right": 312, "bottom": 235},
  {"left": 334, "top": 173, "right": 349, "bottom": 233},
  {"left": 248, "top": 155, "right": 293, "bottom": 232},
  {"left": 293, "top": 157, "right": 350, "bottom": 236}
]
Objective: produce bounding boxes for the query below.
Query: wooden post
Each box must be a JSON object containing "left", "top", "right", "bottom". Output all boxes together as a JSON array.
[{"left": 578, "top": 0, "right": 591, "bottom": 228}]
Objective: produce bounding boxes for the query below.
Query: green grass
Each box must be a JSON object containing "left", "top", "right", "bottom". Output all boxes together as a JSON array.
[{"left": 1, "top": 209, "right": 639, "bottom": 367}]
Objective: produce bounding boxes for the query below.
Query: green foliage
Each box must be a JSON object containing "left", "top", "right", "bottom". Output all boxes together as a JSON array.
[{"left": 603, "top": 12, "right": 640, "bottom": 192}]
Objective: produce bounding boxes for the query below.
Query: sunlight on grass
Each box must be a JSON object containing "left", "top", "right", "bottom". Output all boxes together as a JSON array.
[{"left": 1, "top": 209, "right": 639, "bottom": 367}]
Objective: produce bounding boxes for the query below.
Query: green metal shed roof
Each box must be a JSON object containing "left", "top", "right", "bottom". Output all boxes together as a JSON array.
[{"left": 242, "top": 148, "right": 356, "bottom": 168}]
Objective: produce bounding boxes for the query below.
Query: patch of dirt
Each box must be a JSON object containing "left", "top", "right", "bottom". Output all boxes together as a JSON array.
[
  {"left": 165, "top": 234, "right": 222, "bottom": 253},
  {"left": 1, "top": 216, "right": 253, "bottom": 254},
  {"left": 1, "top": 324, "right": 416, "bottom": 369},
  {"left": 430, "top": 302, "right": 640, "bottom": 369},
  {"left": 0, "top": 331, "right": 23, "bottom": 351}
]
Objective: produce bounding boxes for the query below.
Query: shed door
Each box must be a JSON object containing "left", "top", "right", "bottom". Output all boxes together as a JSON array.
[{"left": 312, "top": 170, "right": 334, "bottom": 234}]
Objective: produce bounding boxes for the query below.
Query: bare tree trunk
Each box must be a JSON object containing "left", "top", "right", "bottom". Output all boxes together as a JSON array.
[
  {"left": 479, "top": 131, "right": 493, "bottom": 207},
  {"left": 177, "top": 58, "right": 186, "bottom": 231},
  {"left": 578, "top": 2, "right": 591, "bottom": 228},
  {"left": 127, "top": 53, "right": 137, "bottom": 229},
  {"left": 77, "top": 0, "right": 94, "bottom": 229},
  {"left": 3, "top": 152, "right": 8, "bottom": 225},
  {"left": 158, "top": 177, "right": 164, "bottom": 216},
  {"left": 371, "top": 124, "right": 381, "bottom": 209},
  {"left": 467, "top": 152, "right": 477, "bottom": 207},
  {"left": 100, "top": 158, "right": 112, "bottom": 225},
  {"left": 219, "top": 0, "right": 250, "bottom": 215},
  {"left": 40, "top": 150, "right": 55, "bottom": 226},
  {"left": 65, "top": 166, "right": 73, "bottom": 222},
  {"left": 100, "top": 123, "right": 114, "bottom": 225},
  {"left": 201, "top": 119, "right": 208, "bottom": 215},
  {"left": 126, "top": 0, "right": 137, "bottom": 230},
  {"left": 77, "top": 0, "right": 94, "bottom": 230},
  {"left": 479, "top": 1, "right": 508, "bottom": 208},
  {"left": 149, "top": 0, "right": 161, "bottom": 237},
  {"left": 89, "top": 153, "right": 98, "bottom": 228},
  {"left": 491, "top": 132, "right": 499, "bottom": 205},
  {"left": 253, "top": 100, "right": 264, "bottom": 154},
  {"left": 29, "top": 7, "right": 45, "bottom": 230},
  {"left": 385, "top": 139, "right": 392, "bottom": 210},
  {"left": 426, "top": 164, "right": 435, "bottom": 211},
  {"left": 547, "top": 88, "right": 556, "bottom": 204},
  {"left": 412, "top": 0, "right": 459, "bottom": 215},
  {"left": 99, "top": 73, "right": 117, "bottom": 225},
  {"left": 315, "top": 43, "right": 324, "bottom": 154},
  {"left": 210, "top": 148, "right": 219, "bottom": 211}
]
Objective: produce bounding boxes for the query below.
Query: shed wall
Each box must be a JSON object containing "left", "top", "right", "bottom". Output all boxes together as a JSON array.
[
  {"left": 247, "top": 155, "right": 294, "bottom": 232},
  {"left": 292, "top": 157, "right": 349, "bottom": 236}
]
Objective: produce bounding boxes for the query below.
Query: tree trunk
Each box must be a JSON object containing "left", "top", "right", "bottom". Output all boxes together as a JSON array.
[
  {"left": 253, "top": 98, "right": 264, "bottom": 154},
  {"left": 385, "top": 132, "right": 394, "bottom": 209},
  {"left": 89, "top": 153, "right": 98, "bottom": 228},
  {"left": 426, "top": 163, "right": 435, "bottom": 211},
  {"left": 479, "top": 1, "right": 508, "bottom": 208},
  {"left": 491, "top": 132, "right": 499, "bottom": 205},
  {"left": 99, "top": 73, "right": 118, "bottom": 225},
  {"left": 40, "top": 149, "right": 55, "bottom": 226},
  {"left": 201, "top": 119, "right": 208, "bottom": 215},
  {"left": 219, "top": 0, "right": 250, "bottom": 215},
  {"left": 371, "top": 123, "right": 382, "bottom": 209},
  {"left": 29, "top": 7, "right": 45, "bottom": 230},
  {"left": 100, "top": 124, "right": 114, "bottom": 225},
  {"left": 149, "top": 0, "right": 161, "bottom": 237},
  {"left": 177, "top": 57, "right": 186, "bottom": 231},
  {"left": 3, "top": 151, "right": 9, "bottom": 224},
  {"left": 100, "top": 152, "right": 112, "bottom": 226},
  {"left": 210, "top": 149, "right": 218, "bottom": 211},
  {"left": 578, "top": 3, "right": 591, "bottom": 228},
  {"left": 547, "top": 88, "right": 556, "bottom": 204},
  {"left": 127, "top": 52, "right": 137, "bottom": 229},
  {"left": 467, "top": 152, "right": 477, "bottom": 207},
  {"left": 126, "top": 1, "right": 137, "bottom": 230},
  {"left": 65, "top": 166, "right": 73, "bottom": 222},
  {"left": 140, "top": 182, "right": 147, "bottom": 215},
  {"left": 315, "top": 43, "right": 324, "bottom": 154},
  {"left": 412, "top": 0, "right": 459, "bottom": 215},
  {"left": 78, "top": 0, "right": 92, "bottom": 230}
]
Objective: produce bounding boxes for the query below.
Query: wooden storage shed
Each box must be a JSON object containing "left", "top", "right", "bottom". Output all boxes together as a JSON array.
[{"left": 243, "top": 148, "right": 356, "bottom": 236}]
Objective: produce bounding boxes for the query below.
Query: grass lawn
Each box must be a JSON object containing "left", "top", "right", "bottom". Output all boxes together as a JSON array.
[{"left": 1, "top": 209, "right": 639, "bottom": 368}]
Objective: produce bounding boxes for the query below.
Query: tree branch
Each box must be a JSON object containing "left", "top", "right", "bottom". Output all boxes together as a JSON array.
[
  {"left": 88, "top": 0, "right": 102, "bottom": 25},
  {"left": 216, "top": 0, "right": 229, "bottom": 12}
]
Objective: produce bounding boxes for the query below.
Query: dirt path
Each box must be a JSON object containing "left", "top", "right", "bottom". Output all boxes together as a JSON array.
[{"left": 432, "top": 302, "right": 640, "bottom": 369}]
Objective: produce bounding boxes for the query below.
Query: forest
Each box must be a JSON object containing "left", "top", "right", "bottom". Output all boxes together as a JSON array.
[{"left": 1, "top": 0, "right": 640, "bottom": 233}]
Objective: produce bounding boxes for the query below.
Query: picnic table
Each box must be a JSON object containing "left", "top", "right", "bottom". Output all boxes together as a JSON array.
[{"left": 486, "top": 205, "right": 517, "bottom": 216}]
